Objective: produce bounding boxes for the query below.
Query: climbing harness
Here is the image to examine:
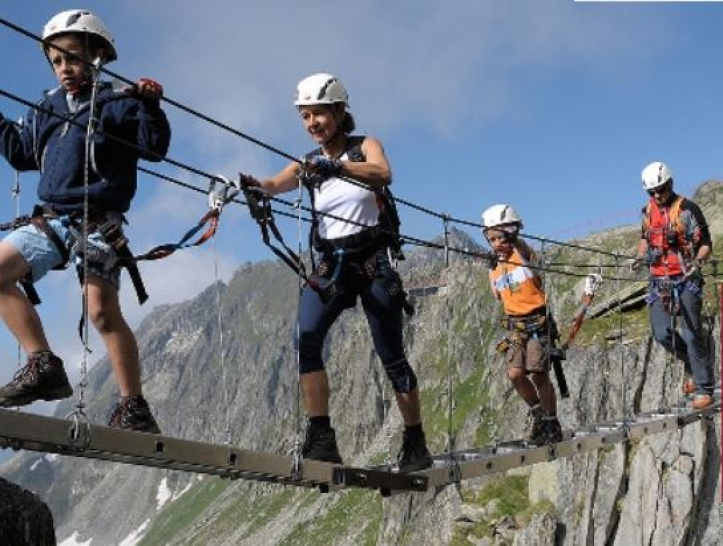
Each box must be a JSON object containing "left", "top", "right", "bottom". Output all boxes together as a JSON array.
[
  {"left": 298, "top": 139, "right": 411, "bottom": 314},
  {"left": 303, "top": 136, "right": 405, "bottom": 262},
  {"left": 642, "top": 195, "right": 697, "bottom": 278}
]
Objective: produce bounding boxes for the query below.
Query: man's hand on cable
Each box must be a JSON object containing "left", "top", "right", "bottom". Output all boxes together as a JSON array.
[
  {"left": 131, "top": 78, "right": 164, "bottom": 100},
  {"left": 684, "top": 258, "right": 702, "bottom": 279},
  {"left": 310, "top": 156, "right": 342, "bottom": 178},
  {"left": 629, "top": 257, "right": 644, "bottom": 273}
]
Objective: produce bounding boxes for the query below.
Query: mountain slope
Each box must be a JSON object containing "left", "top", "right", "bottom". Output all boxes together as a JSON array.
[{"left": 0, "top": 182, "right": 721, "bottom": 545}]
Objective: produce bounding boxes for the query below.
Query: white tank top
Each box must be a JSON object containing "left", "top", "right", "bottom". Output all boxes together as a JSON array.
[{"left": 313, "top": 149, "right": 379, "bottom": 240}]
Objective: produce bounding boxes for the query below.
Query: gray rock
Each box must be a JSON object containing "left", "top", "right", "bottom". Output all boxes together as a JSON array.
[
  {"left": 0, "top": 477, "right": 55, "bottom": 545},
  {"left": 1, "top": 182, "right": 720, "bottom": 545},
  {"left": 513, "top": 512, "right": 557, "bottom": 546}
]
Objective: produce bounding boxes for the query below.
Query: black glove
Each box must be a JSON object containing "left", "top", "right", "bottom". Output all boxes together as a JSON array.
[{"left": 310, "top": 156, "right": 342, "bottom": 178}]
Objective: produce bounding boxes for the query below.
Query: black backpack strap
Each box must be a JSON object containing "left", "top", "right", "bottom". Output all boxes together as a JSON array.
[
  {"left": 97, "top": 220, "right": 149, "bottom": 305},
  {"left": 344, "top": 135, "right": 366, "bottom": 162}
]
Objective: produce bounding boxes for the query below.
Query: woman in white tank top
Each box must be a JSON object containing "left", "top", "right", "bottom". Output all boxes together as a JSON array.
[{"left": 242, "top": 73, "right": 432, "bottom": 473}]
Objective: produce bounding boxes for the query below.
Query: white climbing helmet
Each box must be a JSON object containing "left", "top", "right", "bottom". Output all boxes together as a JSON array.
[
  {"left": 641, "top": 161, "right": 673, "bottom": 191},
  {"left": 481, "top": 204, "right": 523, "bottom": 231},
  {"left": 42, "top": 9, "right": 117, "bottom": 62},
  {"left": 294, "top": 73, "right": 349, "bottom": 108}
]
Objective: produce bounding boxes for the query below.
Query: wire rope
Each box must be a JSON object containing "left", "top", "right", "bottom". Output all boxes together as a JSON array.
[
  {"left": 6, "top": 82, "right": 720, "bottom": 310},
  {"left": 0, "top": 18, "right": 650, "bottom": 267}
]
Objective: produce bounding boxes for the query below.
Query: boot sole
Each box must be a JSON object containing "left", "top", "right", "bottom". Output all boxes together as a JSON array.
[{"left": 0, "top": 386, "right": 73, "bottom": 408}]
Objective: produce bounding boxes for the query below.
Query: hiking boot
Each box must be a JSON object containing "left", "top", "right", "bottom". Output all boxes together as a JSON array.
[
  {"left": 301, "top": 424, "right": 342, "bottom": 464},
  {"left": 108, "top": 396, "right": 161, "bottom": 434},
  {"left": 681, "top": 376, "right": 695, "bottom": 396},
  {"left": 0, "top": 352, "right": 72, "bottom": 407},
  {"left": 527, "top": 406, "right": 546, "bottom": 445},
  {"left": 397, "top": 430, "right": 433, "bottom": 473},
  {"left": 691, "top": 394, "right": 714, "bottom": 411},
  {"left": 544, "top": 418, "right": 563, "bottom": 444}
]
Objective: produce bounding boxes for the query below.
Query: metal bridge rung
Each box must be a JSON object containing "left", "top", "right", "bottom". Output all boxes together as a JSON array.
[{"left": 1, "top": 393, "right": 719, "bottom": 493}]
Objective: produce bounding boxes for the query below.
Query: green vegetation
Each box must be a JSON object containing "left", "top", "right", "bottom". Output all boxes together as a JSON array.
[
  {"left": 235, "top": 488, "right": 296, "bottom": 540},
  {"left": 278, "top": 489, "right": 382, "bottom": 546},
  {"left": 138, "top": 478, "right": 231, "bottom": 546},
  {"left": 461, "top": 475, "right": 529, "bottom": 518},
  {"left": 453, "top": 474, "right": 556, "bottom": 543},
  {"left": 574, "top": 306, "right": 649, "bottom": 346}
]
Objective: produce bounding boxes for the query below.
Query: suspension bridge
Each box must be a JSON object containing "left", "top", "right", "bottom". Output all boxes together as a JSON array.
[{"left": 0, "top": 15, "right": 720, "bottom": 501}]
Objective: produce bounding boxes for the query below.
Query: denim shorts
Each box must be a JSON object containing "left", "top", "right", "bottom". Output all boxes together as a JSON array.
[{"left": 4, "top": 214, "right": 121, "bottom": 288}]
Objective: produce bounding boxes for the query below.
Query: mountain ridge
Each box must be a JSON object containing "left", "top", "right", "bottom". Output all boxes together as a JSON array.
[{"left": 0, "top": 181, "right": 721, "bottom": 545}]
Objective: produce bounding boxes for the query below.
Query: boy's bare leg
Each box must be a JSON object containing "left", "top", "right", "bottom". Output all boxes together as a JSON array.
[
  {"left": 530, "top": 371, "right": 557, "bottom": 416},
  {"left": 508, "top": 368, "right": 540, "bottom": 407},
  {"left": 0, "top": 242, "right": 51, "bottom": 353},
  {"left": 86, "top": 276, "right": 141, "bottom": 397}
]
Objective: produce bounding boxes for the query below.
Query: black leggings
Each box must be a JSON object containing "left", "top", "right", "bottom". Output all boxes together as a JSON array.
[{"left": 296, "top": 252, "right": 418, "bottom": 393}]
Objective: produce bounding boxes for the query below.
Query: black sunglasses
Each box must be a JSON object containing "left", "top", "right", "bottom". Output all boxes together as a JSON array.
[{"left": 647, "top": 183, "right": 671, "bottom": 197}]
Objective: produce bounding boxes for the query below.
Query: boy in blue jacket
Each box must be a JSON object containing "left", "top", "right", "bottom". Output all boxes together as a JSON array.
[{"left": 0, "top": 10, "right": 171, "bottom": 433}]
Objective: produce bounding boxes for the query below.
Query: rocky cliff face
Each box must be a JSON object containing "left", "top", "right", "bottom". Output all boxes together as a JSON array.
[
  {"left": 1, "top": 184, "right": 721, "bottom": 546},
  {"left": 0, "top": 477, "right": 55, "bottom": 545}
]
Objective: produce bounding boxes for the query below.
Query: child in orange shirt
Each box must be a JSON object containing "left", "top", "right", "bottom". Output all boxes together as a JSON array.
[{"left": 482, "top": 204, "right": 562, "bottom": 445}]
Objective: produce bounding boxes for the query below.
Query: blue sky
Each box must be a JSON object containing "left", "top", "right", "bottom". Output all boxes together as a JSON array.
[{"left": 0, "top": 1, "right": 721, "bottom": 404}]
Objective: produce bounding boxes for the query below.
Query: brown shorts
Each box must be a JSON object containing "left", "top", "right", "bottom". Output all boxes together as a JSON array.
[{"left": 505, "top": 334, "right": 550, "bottom": 373}]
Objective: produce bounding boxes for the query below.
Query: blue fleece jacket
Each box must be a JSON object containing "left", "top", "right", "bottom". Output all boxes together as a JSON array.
[{"left": 0, "top": 82, "right": 171, "bottom": 213}]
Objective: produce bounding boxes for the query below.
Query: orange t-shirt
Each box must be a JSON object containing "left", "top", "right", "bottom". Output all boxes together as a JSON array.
[{"left": 489, "top": 248, "right": 546, "bottom": 316}]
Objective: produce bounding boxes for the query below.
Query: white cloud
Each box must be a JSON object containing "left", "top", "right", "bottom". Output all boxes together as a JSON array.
[
  {"left": 109, "top": 0, "right": 669, "bottom": 143},
  {"left": 0, "top": 0, "right": 678, "bottom": 400}
]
